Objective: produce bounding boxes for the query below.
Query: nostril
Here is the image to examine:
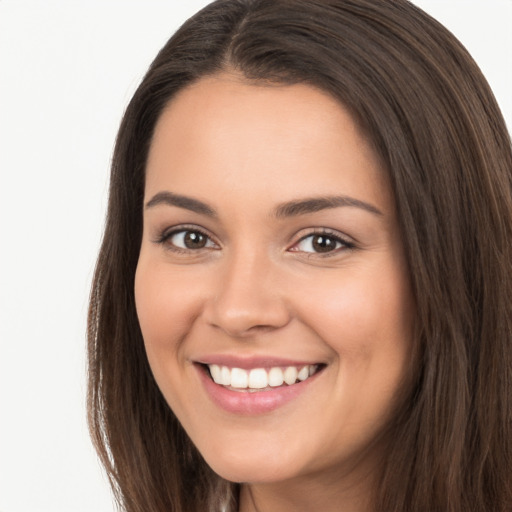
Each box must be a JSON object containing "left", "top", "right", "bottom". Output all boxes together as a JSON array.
[
  {"left": 207, "top": 305, "right": 291, "bottom": 338},
  {"left": 204, "top": 268, "right": 291, "bottom": 337},
  {"left": 209, "top": 321, "right": 284, "bottom": 339},
  {"left": 248, "top": 324, "right": 278, "bottom": 333}
]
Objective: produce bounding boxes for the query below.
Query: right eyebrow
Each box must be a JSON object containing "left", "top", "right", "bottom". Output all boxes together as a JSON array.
[{"left": 145, "top": 191, "right": 217, "bottom": 217}]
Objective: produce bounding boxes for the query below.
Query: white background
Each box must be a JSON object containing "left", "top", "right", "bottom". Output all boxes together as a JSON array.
[{"left": 0, "top": 1, "right": 510, "bottom": 511}]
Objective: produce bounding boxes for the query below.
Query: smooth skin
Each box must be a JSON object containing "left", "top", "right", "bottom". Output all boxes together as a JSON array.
[{"left": 135, "top": 73, "right": 415, "bottom": 512}]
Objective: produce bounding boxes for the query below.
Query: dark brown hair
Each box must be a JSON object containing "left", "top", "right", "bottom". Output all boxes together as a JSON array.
[{"left": 88, "top": 1, "right": 512, "bottom": 510}]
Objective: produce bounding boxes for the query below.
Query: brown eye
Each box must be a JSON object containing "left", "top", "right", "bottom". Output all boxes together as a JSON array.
[
  {"left": 166, "top": 229, "right": 215, "bottom": 250},
  {"left": 183, "top": 231, "right": 207, "bottom": 249},
  {"left": 292, "top": 232, "right": 352, "bottom": 255},
  {"left": 311, "top": 235, "right": 338, "bottom": 253}
]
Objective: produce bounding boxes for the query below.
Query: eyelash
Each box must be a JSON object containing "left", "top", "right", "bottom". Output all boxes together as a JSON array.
[
  {"left": 154, "top": 226, "right": 355, "bottom": 257},
  {"left": 155, "top": 225, "right": 217, "bottom": 254},
  {"left": 291, "top": 229, "right": 355, "bottom": 257}
]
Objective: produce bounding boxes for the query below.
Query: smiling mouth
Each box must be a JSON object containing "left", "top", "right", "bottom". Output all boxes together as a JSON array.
[{"left": 202, "top": 363, "right": 325, "bottom": 392}]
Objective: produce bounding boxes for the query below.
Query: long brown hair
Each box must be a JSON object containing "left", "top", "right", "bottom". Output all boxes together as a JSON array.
[{"left": 87, "top": 1, "right": 512, "bottom": 510}]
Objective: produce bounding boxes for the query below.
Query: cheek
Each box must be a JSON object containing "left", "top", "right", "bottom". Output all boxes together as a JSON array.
[
  {"left": 134, "top": 261, "right": 201, "bottom": 364},
  {"left": 301, "top": 264, "right": 414, "bottom": 434},
  {"left": 134, "top": 260, "right": 210, "bottom": 422},
  {"left": 296, "top": 262, "right": 414, "bottom": 365}
]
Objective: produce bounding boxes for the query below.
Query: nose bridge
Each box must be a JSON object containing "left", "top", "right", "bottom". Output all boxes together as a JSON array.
[{"left": 207, "top": 244, "right": 289, "bottom": 337}]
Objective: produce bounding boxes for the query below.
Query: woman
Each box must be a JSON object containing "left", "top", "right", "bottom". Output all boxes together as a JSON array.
[{"left": 87, "top": 0, "right": 512, "bottom": 510}]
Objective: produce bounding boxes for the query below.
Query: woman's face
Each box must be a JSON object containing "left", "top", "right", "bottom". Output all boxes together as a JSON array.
[{"left": 135, "top": 74, "right": 415, "bottom": 486}]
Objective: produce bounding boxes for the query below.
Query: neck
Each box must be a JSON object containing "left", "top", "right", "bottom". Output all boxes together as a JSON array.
[{"left": 238, "top": 463, "right": 376, "bottom": 512}]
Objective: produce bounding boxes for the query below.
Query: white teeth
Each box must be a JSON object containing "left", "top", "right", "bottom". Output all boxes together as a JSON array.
[
  {"left": 230, "top": 367, "right": 248, "bottom": 388},
  {"left": 220, "top": 366, "right": 231, "bottom": 386},
  {"left": 208, "top": 364, "right": 320, "bottom": 389},
  {"left": 248, "top": 368, "right": 268, "bottom": 389},
  {"left": 297, "top": 366, "right": 309, "bottom": 381},
  {"left": 209, "top": 364, "right": 221, "bottom": 383},
  {"left": 268, "top": 367, "right": 284, "bottom": 387},
  {"left": 283, "top": 366, "right": 298, "bottom": 385}
]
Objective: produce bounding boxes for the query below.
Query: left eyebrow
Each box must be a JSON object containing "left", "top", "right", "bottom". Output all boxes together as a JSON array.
[{"left": 273, "top": 195, "right": 383, "bottom": 218}]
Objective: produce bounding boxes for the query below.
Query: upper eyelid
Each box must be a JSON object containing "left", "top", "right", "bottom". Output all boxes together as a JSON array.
[
  {"left": 155, "top": 224, "right": 218, "bottom": 245},
  {"left": 288, "top": 229, "right": 356, "bottom": 256},
  {"left": 292, "top": 228, "right": 354, "bottom": 244},
  {"left": 160, "top": 224, "right": 211, "bottom": 237}
]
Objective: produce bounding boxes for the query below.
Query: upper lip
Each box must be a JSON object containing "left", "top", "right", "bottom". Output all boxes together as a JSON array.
[{"left": 194, "top": 354, "right": 324, "bottom": 369}]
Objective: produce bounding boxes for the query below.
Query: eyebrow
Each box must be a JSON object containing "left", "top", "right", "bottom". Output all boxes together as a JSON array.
[
  {"left": 274, "top": 196, "right": 383, "bottom": 218},
  {"left": 145, "top": 191, "right": 217, "bottom": 217},
  {"left": 145, "top": 191, "right": 382, "bottom": 218}
]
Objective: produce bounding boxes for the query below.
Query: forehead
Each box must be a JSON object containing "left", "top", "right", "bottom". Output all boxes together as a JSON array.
[{"left": 145, "top": 73, "right": 392, "bottom": 214}]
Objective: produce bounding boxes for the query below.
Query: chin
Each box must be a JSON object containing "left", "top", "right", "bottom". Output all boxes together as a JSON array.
[
  {"left": 201, "top": 444, "right": 305, "bottom": 484},
  {"left": 210, "top": 462, "right": 292, "bottom": 485}
]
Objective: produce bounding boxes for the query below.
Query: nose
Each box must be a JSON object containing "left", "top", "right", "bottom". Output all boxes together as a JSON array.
[{"left": 205, "top": 250, "right": 291, "bottom": 338}]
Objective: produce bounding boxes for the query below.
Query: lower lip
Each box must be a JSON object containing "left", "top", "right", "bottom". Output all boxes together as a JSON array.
[{"left": 196, "top": 365, "right": 322, "bottom": 415}]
